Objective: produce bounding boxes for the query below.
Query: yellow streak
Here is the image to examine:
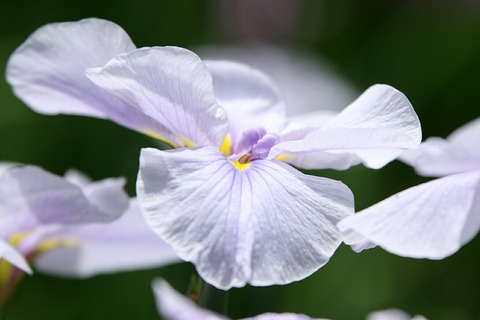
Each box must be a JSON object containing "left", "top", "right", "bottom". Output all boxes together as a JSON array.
[
  {"left": 219, "top": 134, "right": 232, "bottom": 156},
  {"left": 230, "top": 160, "right": 251, "bottom": 172},
  {"left": 0, "top": 232, "right": 77, "bottom": 288},
  {"left": 275, "top": 154, "right": 294, "bottom": 161},
  {"left": 143, "top": 130, "right": 198, "bottom": 149},
  {"left": 143, "top": 130, "right": 180, "bottom": 148}
]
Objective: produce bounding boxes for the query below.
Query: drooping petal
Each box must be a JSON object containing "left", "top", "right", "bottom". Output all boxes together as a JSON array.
[
  {"left": 152, "top": 278, "right": 228, "bottom": 320},
  {"left": 137, "top": 147, "right": 353, "bottom": 289},
  {"left": 270, "top": 84, "right": 421, "bottom": 170},
  {"left": 366, "top": 309, "right": 427, "bottom": 320},
  {"left": 0, "top": 166, "right": 128, "bottom": 230},
  {"left": 337, "top": 170, "right": 480, "bottom": 259},
  {"left": 6, "top": 18, "right": 174, "bottom": 138},
  {"left": 87, "top": 47, "right": 228, "bottom": 148},
  {"left": 34, "top": 199, "right": 180, "bottom": 277},
  {"left": 0, "top": 240, "right": 32, "bottom": 274},
  {"left": 401, "top": 118, "right": 480, "bottom": 177},
  {"left": 205, "top": 60, "right": 286, "bottom": 143}
]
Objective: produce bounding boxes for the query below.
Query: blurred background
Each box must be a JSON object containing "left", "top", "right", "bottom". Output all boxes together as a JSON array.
[{"left": 1, "top": 0, "right": 479, "bottom": 319}]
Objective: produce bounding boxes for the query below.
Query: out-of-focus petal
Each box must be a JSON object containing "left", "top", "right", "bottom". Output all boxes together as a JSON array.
[
  {"left": 152, "top": 278, "right": 326, "bottom": 320},
  {"left": 81, "top": 177, "right": 129, "bottom": 219},
  {"left": 0, "top": 166, "right": 127, "bottom": 228},
  {"left": 271, "top": 85, "right": 421, "bottom": 170},
  {"left": 205, "top": 60, "right": 286, "bottom": 143},
  {"left": 198, "top": 45, "right": 357, "bottom": 115},
  {"left": 366, "top": 309, "right": 427, "bottom": 320},
  {"left": 243, "top": 313, "right": 327, "bottom": 320},
  {"left": 137, "top": 147, "right": 353, "bottom": 289},
  {"left": 0, "top": 240, "right": 32, "bottom": 274},
  {"left": 87, "top": 47, "right": 228, "bottom": 148},
  {"left": 63, "top": 169, "right": 92, "bottom": 188},
  {"left": 152, "top": 278, "right": 227, "bottom": 320},
  {"left": 401, "top": 118, "right": 480, "bottom": 177},
  {"left": 338, "top": 170, "right": 480, "bottom": 259},
  {"left": 34, "top": 199, "right": 180, "bottom": 277},
  {"left": 0, "top": 162, "right": 18, "bottom": 175}
]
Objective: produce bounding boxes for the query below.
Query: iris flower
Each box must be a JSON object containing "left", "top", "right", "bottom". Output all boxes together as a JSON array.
[
  {"left": 338, "top": 118, "right": 480, "bottom": 259},
  {"left": 0, "top": 165, "right": 178, "bottom": 302},
  {"left": 6, "top": 18, "right": 421, "bottom": 289}
]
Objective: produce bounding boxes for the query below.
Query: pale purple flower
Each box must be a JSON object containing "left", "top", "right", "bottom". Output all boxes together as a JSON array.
[
  {"left": 152, "top": 278, "right": 327, "bottom": 320},
  {"left": 338, "top": 118, "right": 480, "bottom": 259},
  {"left": 6, "top": 18, "right": 421, "bottom": 289},
  {"left": 0, "top": 165, "right": 179, "bottom": 279}
]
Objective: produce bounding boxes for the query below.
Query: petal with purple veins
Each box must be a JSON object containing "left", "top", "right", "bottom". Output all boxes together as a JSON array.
[
  {"left": 87, "top": 47, "right": 228, "bottom": 148},
  {"left": 137, "top": 147, "right": 353, "bottom": 289}
]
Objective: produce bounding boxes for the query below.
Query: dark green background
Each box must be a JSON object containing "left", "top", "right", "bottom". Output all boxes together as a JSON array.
[{"left": 1, "top": 1, "right": 479, "bottom": 319}]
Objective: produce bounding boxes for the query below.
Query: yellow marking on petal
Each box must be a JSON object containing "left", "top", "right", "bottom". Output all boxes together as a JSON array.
[
  {"left": 143, "top": 130, "right": 180, "bottom": 148},
  {"left": 143, "top": 130, "right": 197, "bottom": 149},
  {"left": 36, "top": 238, "right": 78, "bottom": 255},
  {"left": 230, "top": 160, "right": 251, "bottom": 172},
  {"left": 9, "top": 232, "right": 29, "bottom": 247},
  {"left": 219, "top": 134, "right": 232, "bottom": 156},
  {"left": 179, "top": 136, "right": 196, "bottom": 148},
  {"left": 275, "top": 154, "right": 294, "bottom": 161}
]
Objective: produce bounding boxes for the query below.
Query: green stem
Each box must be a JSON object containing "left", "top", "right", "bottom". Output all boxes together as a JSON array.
[{"left": 188, "top": 274, "right": 229, "bottom": 316}]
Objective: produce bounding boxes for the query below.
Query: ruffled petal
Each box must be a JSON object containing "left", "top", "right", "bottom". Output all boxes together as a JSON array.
[
  {"left": 137, "top": 147, "right": 353, "bottom": 289},
  {"left": 34, "top": 199, "right": 180, "bottom": 277},
  {"left": 6, "top": 18, "right": 132, "bottom": 118},
  {"left": 6, "top": 18, "right": 175, "bottom": 138},
  {"left": 271, "top": 85, "right": 421, "bottom": 169},
  {"left": 0, "top": 240, "right": 32, "bottom": 274},
  {"left": 0, "top": 166, "right": 128, "bottom": 228},
  {"left": 87, "top": 47, "right": 228, "bottom": 148},
  {"left": 152, "top": 278, "right": 227, "bottom": 320},
  {"left": 205, "top": 60, "right": 286, "bottom": 143},
  {"left": 401, "top": 118, "right": 480, "bottom": 177},
  {"left": 337, "top": 170, "right": 480, "bottom": 259}
]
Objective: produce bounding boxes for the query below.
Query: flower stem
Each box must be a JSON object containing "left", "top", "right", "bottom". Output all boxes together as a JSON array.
[{"left": 188, "top": 274, "right": 229, "bottom": 316}]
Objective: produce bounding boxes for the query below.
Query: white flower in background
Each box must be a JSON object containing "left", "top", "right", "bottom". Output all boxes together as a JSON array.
[
  {"left": 7, "top": 18, "right": 421, "bottom": 289},
  {"left": 338, "top": 118, "right": 480, "bottom": 259},
  {"left": 152, "top": 278, "right": 327, "bottom": 320},
  {"left": 366, "top": 308, "right": 427, "bottom": 320}
]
